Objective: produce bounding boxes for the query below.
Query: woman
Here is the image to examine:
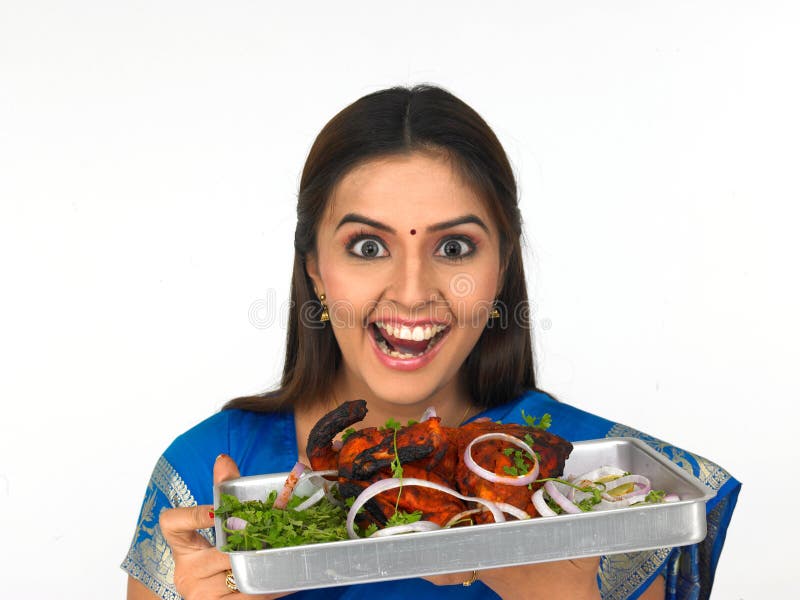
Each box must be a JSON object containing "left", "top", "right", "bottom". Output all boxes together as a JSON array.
[{"left": 122, "top": 85, "right": 740, "bottom": 600}]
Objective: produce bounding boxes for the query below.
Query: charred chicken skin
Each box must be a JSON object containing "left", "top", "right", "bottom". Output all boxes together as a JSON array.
[{"left": 306, "top": 400, "right": 573, "bottom": 527}]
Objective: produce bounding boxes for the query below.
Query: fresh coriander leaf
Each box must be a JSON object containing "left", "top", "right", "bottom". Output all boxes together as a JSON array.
[
  {"left": 381, "top": 418, "right": 402, "bottom": 431},
  {"left": 521, "top": 410, "right": 552, "bottom": 430},
  {"left": 386, "top": 510, "right": 423, "bottom": 527}
]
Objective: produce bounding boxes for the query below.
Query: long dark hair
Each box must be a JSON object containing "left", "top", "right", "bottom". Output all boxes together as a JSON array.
[{"left": 225, "top": 85, "right": 538, "bottom": 413}]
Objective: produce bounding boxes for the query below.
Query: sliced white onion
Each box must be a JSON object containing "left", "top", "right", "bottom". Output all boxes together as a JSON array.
[
  {"left": 664, "top": 493, "right": 680, "bottom": 502},
  {"left": 345, "top": 477, "right": 507, "bottom": 539},
  {"left": 593, "top": 494, "right": 650, "bottom": 511},
  {"left": 464, "top": 433, "right": 540, "bottom": 486},
  {"left": 292, "top": 487, "right": 326, "bottom": 512},
  {"left": 494, "top": 502, "right": 532, "bottom": 520},
  {"left": 568, "top": 466, "right": 629, "bottom": 501},
  {"left": 601, "top": 474, "right": 651, "bottom": 501},
  {"left": 544, "top": 480, "right": 582, "bottom": 514},
  {"left": 369, "top": 521, "right": 441, "bottom": 537},
  {"left": 273, "top": 461, "right": 308, "bottom": 509},
  {"left": 225, "top": 516, "right": 248, "bottom": 530},
  {"left": 532, "top": 488, "right": 558, "bottom": 517},
  {"left": 303, "top": 470, "right": 344, "bottom": 507},
  {"left": 571, "top": 466, "right": 628, "bottom": 485},
  {"left": 420, "top": 407, "right": 437, "bottom": 421},
  {"left": 444, "top": 508, "right": 484, "bottom": 528}
]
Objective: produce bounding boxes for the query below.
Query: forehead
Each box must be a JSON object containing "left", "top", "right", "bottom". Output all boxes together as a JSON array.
[{"left": 324, "top": 153, "right": 493, "bottom": 228}]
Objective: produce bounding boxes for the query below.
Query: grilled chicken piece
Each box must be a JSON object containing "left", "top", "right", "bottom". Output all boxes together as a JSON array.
[
  {"left": 453, "top": 420, "right": 573, "bottom": 520},
  {"left": 305, "top": 400, "right": 573, "bottom": 526},
  {"left": 335, "top": 419, "right": 465, "bottom": 526},
  {"left": 306, "top": 399, "right": 368, "bottom": 470}
]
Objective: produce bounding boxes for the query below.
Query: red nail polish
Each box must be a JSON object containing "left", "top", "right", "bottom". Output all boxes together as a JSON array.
[{"left": 209, "top": 510, "right": 215, "bottom": 519}]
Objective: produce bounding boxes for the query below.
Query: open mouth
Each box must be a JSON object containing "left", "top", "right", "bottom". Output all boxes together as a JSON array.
[{"left": 371, "top": 321, "right": 450, "bottom": 359}]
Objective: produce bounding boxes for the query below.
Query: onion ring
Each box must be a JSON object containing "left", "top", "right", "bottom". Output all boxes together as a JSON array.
[
  {"left": 345, "top": 477, "right": 507, "bottom": 539},
  {"left": 273, "top": 461, "right": 308, "bottom": 509},
  {"left": 369, "top": 521, "right": 441, "bottom": 537},
  {"left": 444, "top": 508, "right": 484, "bottom": 528},
  {"left": 544, "top": 480, "right": 582, "bottom": 514},
  {"left": 601, "top": 474, "right": 651, "bottom": 502},
  {"left": 420, "top": 407, "right": 437, "bottom": 421},
  {"left": 464, "top": 433, "right": 540, "bottom": 486},
  {"left": 225, "top": 516, "right": 248, "bottom": 530},
  {"left": 532, "top": 487, "right": 558, "bottom": 517},
  {"left": 292, "top": 487, "right": 326, "bottom": 512}
]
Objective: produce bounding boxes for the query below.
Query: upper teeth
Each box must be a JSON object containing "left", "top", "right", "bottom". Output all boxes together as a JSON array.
[{"left": 376, "top": 322, "right": 447, "bottom": 341}]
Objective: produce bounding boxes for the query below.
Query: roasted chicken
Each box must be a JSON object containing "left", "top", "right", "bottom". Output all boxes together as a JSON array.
[{"left": 306, "top": 400, "right": 573, "bottom": 527}]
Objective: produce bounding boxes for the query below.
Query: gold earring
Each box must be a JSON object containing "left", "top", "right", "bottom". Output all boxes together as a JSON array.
[
  {"left": 318, "top": 293, "right": 330, "bottom": 322},
  {"left": 489, "top": 301, "right": 500, "bottom": 319}
]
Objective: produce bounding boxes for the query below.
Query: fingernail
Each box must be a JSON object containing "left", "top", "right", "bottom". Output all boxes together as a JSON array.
[
  {"left": 215, "top": 453, "right": 229, "bottom": 462},
  {"left": 209, "top": 510, "right": 215, "bottom": 519}
]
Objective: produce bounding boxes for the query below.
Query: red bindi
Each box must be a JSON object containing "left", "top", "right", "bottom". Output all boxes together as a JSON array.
[{"left": 410, "top": 229, "right": 416, "bottom": 235}]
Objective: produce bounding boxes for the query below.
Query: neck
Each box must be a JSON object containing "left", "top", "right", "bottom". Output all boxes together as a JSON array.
[{"left": 332, "top": 367, "right": 475, "bottom": 428}]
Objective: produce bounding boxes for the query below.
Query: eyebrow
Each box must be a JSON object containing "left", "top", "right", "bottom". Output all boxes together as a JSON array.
[{"left": 335, "top": 213, "right": 490, "bottom": 236}]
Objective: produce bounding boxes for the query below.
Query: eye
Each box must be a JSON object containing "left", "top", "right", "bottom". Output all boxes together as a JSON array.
[
  {"left": 435, "top": 236, "right": 475, "bottom": 260},
  {"left": 348, "top": 236, "right": 389, "bottom": 259}
]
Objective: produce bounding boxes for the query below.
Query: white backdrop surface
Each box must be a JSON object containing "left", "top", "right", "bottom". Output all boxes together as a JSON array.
[{"left": 1, "top": 1, "right": 797, "bottom": 598}]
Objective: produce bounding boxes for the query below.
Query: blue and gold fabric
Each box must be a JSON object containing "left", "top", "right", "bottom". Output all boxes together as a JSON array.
[{"left": 122, "top": 390, "right": 740, "bottom": 600}]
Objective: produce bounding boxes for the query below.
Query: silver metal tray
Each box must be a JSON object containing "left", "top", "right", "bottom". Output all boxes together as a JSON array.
[{"left": 214, "top": 437, "right": 714, "bottom": 594}]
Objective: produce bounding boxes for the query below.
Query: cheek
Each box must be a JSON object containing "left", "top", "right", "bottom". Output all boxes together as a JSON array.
[
  {"left": 448, "top": 271, "right": 501, "bottom": 326},
  {"left": 322, "top": 268, "right": 381, "bottom": 328}
]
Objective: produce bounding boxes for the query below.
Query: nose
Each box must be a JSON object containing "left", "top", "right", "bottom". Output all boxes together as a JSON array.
[{"left": 384, "top": 252, "right": 442, "bottom": 315}]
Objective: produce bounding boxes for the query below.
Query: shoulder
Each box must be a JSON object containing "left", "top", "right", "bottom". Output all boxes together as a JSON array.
[
  {"left": 484, "top": 389, "right": 741, "bottom": 502},
  {"left": 475, "top": 389, "right": 618, "bottom": 441},
  {"left": 161, "top": 408, "right": 299, "bottom": 505}
]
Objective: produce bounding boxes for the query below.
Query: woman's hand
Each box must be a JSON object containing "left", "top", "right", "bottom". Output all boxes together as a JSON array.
[
  {"left": 424, "top": 557, "right": 602, "bottom": 600},
  {"left": 425, "top": 555, "right": 666, "bottom": 600},
  {"left": 156, "top": 455, "right": 286, "bottom": 600}
]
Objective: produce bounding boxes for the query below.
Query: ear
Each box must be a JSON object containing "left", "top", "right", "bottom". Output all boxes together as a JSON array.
[
  {"left": 495, "top": 260, "right": 508, "bottom": 298},
  {"left": 304, "top": 252, "right": 324, "bottom": 297}
]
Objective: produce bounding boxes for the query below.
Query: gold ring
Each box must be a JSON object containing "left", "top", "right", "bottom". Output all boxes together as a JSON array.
[
  {"left": 462, "top": 570, "right": 479, "bottom": 587},
  {"left": 225, "top": 569, "right": 239, "bottom": 592}
]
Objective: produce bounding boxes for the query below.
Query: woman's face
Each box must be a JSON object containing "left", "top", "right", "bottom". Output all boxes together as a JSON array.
[{"left": 305, "top": 152, "right": 504, "bottom": 411}]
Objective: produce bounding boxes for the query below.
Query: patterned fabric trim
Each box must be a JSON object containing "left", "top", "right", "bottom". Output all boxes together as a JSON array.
[
  {"left": 599, "top": 549, "right": 671, "bottom": 600},
  {"left": 598, "top": 424, "right": 733, "bottom": 600},
  {"left": 606, "top": 424, "right": 732, "bottom": 493},
  {"left": 121, "top": 456, "right": 214, "bottom": 599}
]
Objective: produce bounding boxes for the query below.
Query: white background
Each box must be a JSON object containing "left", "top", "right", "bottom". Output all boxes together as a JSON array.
[{"left": 1, "top": 1, "right": 797, "bottom": 597}]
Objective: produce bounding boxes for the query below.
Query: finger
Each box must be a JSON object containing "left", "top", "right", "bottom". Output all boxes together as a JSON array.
[
  {"left": 159, "top": 505, "right": 215, "bottom": 554},
  {"left": 214, "top": 453, "right": 241, "bottom": 485},
  {"left": 174, "top": 546, "right": 232, "bottom": 582},
  {"left": 422, "top": 571, "right": 476, "bottom": 587}
]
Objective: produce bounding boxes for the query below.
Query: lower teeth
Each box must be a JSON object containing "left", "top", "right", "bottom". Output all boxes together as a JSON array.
[
  {"left": 376, "top": 334, "right": 443, "bottom": 359},
  {"left": 376, "top": 337, "right": 421, "bottom": 359}
]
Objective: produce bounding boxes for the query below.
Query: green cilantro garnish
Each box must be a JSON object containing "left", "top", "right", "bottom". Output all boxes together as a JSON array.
[
  {"left": 380, "top": 417, "right": 402, "bottom": 431},
  {"left": 386, "top": 509, "right": 423, "bottom": 527},
  {"left": 341, "top": 427, "right": 357, "bottom": 442},
  {"left": 534, "top": 477, "right": 603, "bottom": 512},
  {"left": 521, "top": 410, "right": 552, "bottom": 430},
  {"left": 630, "top": 489, "right": 668, "bottom": 506},
  {"left": 215, "top": 491, "right": 350, "bottom": 551}
]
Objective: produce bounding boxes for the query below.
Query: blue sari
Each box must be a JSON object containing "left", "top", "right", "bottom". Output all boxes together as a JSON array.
[{"left": 122, "top": 390, "right": 740, "bottom": 600}]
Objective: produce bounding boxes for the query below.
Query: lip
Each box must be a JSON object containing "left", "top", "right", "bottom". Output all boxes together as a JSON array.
[{"left": 367, "top": 322, "right": 450, "bottom": 372}]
